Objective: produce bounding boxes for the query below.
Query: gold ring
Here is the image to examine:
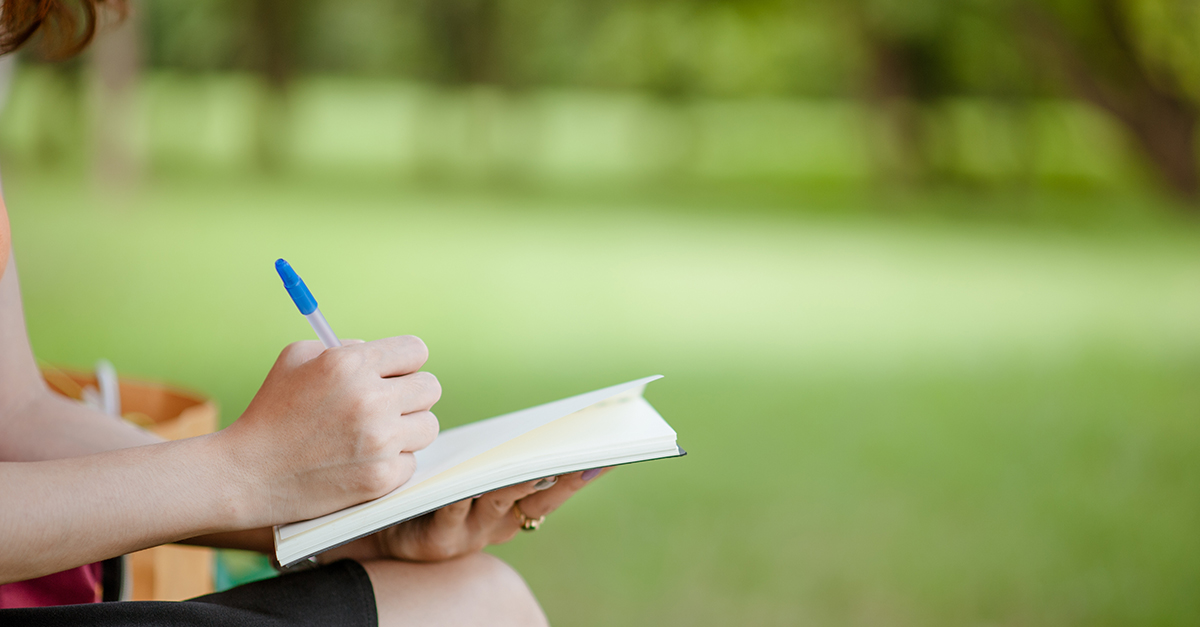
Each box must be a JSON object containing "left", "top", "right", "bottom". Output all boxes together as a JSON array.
[{"left": 513, "top": 503, "right": 545, "bottom": 532}]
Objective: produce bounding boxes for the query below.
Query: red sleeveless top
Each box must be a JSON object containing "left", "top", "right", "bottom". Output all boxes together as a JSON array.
[{"left": 0, "top": 563, "right": 103, "bottom": 608}]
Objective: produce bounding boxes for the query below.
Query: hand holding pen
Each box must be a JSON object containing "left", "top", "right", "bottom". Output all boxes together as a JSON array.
[{"left": 198, "top": 259, "right": 440, "bottom": 529}]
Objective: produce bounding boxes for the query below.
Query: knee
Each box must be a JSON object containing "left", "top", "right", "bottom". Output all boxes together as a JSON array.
[
  {"left": 452, "top": 552, "right": 547, "bottom": 627},
  {"left": 364, "top": 552, "right": 548, "bottom": 627}
]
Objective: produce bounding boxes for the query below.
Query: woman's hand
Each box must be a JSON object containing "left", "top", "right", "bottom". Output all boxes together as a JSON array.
[
  {"left": 216, "top": 337, "right": 440, "bottom": 529},
  {"left": 322, "top": 468, "right": 610, "bottom": 564}
]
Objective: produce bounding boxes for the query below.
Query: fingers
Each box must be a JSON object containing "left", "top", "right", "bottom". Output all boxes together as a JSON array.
[
  {"left": 388, "top": 371, "right": 442, "bottom": 414},
  {"left": 433, "top": 498, "right": 473, "bottom": 526},
  {"left": 392, "top": 410, "right": 439, "bottom": 452},
  {"left": 293, "top": 338, "right": 439, "bottom": 414},
  {"left": 345, "top": 335, "right": 429, "bottom": 377},
  {"left": 514, "top": 468, "right": 611, "bottom": 519},
  {"left": 390, "top": 472, "right": 602, "bottom": 562},
  {"left": 374, "top": 373, "right": 440, "bottom": 453},
  {"left": 471, "top": 481, "right": 541, "bottom": 529},
  {"left": 356, "top": 453, "right": 417, "bottom": 499}
]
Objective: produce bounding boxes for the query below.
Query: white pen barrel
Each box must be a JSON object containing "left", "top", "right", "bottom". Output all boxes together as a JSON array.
[{"left": 305, "top": 309, "right": 341, "bottom": 349}]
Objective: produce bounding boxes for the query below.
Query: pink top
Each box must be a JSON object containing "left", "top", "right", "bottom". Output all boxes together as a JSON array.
[{"left": 0, "top": 563, "right": 104, "bottom": 608}]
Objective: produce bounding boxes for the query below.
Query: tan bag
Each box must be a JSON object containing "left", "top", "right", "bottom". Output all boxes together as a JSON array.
[{"left": 43, "top": 366, "right": 218, "bottom": 601}]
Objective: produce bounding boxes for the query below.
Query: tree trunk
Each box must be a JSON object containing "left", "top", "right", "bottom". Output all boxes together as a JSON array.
[
  {"left": 422, "top": 0, "right": 504, "bottom": 86},
  {"left": 1015, "top": 0, "right": 1199, "bottom": 201},
  {"left": 90, "top": 3, "right": 142, "bottom": 193},
  {"left": 248, "top": 0, "right": 298, "bottom": 171},
  {"left": 863, "top": 34, "right": 926, "bottom": 187},
  {"left": 1121, "top": 89, "right": 1198, "bottom": 198},
  {"left": 252, "top": 0, "right": 295, "bottom": 90},
  {"left": 847, "top": 0, "right": 940, "bottom": 191}
]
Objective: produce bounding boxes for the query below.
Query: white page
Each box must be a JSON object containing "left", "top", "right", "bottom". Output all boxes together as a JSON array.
[
  {"left": 419, "top": 396, "right": 675, "bottom": 489},
  {"left": 278, "top": 375, "right": 663, "bottom": 540}
]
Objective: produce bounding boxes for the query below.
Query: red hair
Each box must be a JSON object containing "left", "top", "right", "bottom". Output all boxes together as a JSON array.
[{"left": 0, "top": 0, "right": 126, "bottom": 59}]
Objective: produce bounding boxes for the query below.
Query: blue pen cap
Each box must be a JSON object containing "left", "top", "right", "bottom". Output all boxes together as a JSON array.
[{"left": 275, "top": 259, "right": 318, "bottom": 315}]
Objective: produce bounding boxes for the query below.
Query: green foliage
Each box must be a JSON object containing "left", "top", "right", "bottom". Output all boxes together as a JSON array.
[
  {"left": 135, "top": 0, "right": 864, "bottom": 97},
  {"left": 0, "top": 67, "right": 1152, "bottom": 192},
  {"left": 16, "top": 0, "right": 1200, "bottom": 197},
  {"left": 1120, "top": 0, "right": 1200, "bottom": 99},
  {"left": 143, "top": 0, "right": 254, "bottom": 72}
]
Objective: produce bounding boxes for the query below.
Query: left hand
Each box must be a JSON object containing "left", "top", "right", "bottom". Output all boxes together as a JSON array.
[{"left": 322, "top": 468, "right": 609, "bottom": 563}]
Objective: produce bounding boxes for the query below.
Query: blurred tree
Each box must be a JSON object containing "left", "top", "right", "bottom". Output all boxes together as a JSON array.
[
  {"left": 90, "top": 2, "right": 143, "bottom": 190},
  {"left": 1014, "top": 0, "right": 1199, "bottom": 200},
  {"left": 139, "top": 0, "right": 862, "bottom": 98},
  {"left": 246, "top": 0, "right": 304, "bottom": 170},
  {"left": 297, "top": 0, "right": 417, "bottom": 77},
  {"left": 846, "top": 0, "right": 952, "bottom": 185},
  {"left": 247, "top": 0, "right": 300, "bottom": 89},
  {"left": 116, "top": 0, "right": 1200, "bottom": 200},
  {"left": 418, "top": 0, "right": 505, "bottom": 85},
  {"left": 836, "top": 0, "right": 1040, "bottom": 186},
  {"left": 143, "top": 0, "right": 246, "bottom": 72}
]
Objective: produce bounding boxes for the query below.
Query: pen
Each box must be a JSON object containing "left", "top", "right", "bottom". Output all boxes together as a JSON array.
[{"left": 275, "top": 258, "right": 341, "bottom": 349}]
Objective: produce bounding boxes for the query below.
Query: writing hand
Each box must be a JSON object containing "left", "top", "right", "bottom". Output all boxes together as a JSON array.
[{"left": 216, "top": 337, "right": 440, "bottom": 529}]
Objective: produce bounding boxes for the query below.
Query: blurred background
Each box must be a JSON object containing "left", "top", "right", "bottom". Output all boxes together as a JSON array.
[{"left": 4, "top": 0, "right": 1200, "bottom": 624}]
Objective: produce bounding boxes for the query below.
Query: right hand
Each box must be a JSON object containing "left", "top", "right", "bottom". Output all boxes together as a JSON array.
[{"left": 217, "top": 336, "right": 440, "bottom": 528}]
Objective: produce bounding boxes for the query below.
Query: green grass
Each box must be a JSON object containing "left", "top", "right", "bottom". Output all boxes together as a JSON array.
[{"left": 6, "top": 169, "right": 1200, "bottom": 625}]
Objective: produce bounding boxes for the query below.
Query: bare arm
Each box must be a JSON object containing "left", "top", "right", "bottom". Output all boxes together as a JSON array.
[
  {"left": 0, "top": 248, "right": 441, "bottom": 583},
  {"left": 0, "top": 432, "right": 259, "bottom": 582},
  {"left": 0, "top": 253, "right": 161, "bottom": 460},
  {"left": 0, "top": 249, "right": 278, "bottom": 551},
  {"left": 0, "top": 253, "right": 255, "bottom": 579}
]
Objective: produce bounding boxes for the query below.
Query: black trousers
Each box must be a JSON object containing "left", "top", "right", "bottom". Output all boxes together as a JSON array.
[{"left": 0, "top": 559, "right": 377, "bottom": 627}]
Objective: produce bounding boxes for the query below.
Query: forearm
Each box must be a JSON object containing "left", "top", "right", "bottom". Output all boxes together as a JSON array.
[
  {"left": 0, "top": 388, "right": 161, "bottom": 461},
  {"left": 0, "top": 251, "right": 276, "bottom": 567},
  {"left": 0, "top": 432, "right": 253, "bottom": 583},
  {"left": 0, "top": 250, "right": 161, "bottom": 461},
  {"left": 3, "top": 386, "right": 287, "bottom": 555}
]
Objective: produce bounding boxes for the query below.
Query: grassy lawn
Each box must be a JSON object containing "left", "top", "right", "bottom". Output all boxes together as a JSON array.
[{"left": 6, "top": 169, "right": 1200, "bottom": 625}]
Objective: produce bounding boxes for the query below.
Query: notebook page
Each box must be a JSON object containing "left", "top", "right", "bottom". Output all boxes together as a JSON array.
[{"left": 408, "top": 396, "right": 675, "bottom": 491}]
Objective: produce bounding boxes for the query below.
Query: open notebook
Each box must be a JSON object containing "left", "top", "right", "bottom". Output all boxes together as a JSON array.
[{"left": 274, "top": 375, "right": 682, "bottom": 567}]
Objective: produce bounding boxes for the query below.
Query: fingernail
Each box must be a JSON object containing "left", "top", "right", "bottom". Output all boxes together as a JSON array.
[
  {"left": 533, "top": 477, "right": 557, "bottom": 490},
  {"left": 581, "top": 468, "right": 602, "bottom": 482}
]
